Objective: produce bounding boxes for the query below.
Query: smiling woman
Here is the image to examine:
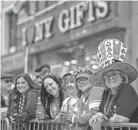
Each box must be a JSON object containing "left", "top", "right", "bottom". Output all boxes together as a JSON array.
[
  {"left": 54, "top": 71, "right": 79, "bottom": 123},
  {"left": 40, "top": 73, "right": 64, "bottom": 120},
  {"left": 7, "top": 73, "right": 38, "bottom": 122},
  {"left": 89, "top": 39, "right": 138, "bottom": 126}
]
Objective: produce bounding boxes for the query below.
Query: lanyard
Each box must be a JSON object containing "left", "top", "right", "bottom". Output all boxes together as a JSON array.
[{"left": 104, "top": 91, "right": 116, "bottom": 116}]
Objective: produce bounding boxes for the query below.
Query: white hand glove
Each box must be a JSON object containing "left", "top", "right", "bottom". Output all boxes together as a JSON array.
[{"left": 89, "top": 114, "right": 104, "bottom": 126}]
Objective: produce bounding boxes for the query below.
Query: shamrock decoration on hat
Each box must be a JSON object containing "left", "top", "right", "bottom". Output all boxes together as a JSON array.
[
  {"left": 89, "top": 38, "right": 138, "bottom": 88},
  {"left": 75, "top": 67, "right": 93, "bottom": 80}
]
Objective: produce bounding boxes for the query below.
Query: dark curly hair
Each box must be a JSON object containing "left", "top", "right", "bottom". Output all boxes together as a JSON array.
[
  {"left": 7, "top": 73, "right": 38, "bottom": 117},
  {"left": 14, "top": 73, "right": 37, "bottom": 90},
  {"left": 11, "top": 73, "right": 37, "bottom": 100},
  {"left": 40, "top": 74, "right": 64, "bottom": 119}
]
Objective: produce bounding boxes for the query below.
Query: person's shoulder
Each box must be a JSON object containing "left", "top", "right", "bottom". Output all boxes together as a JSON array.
[
  {"left": 70, "top": 97, "right": 79, "bottom": 103},
  {"left": 63, "top": 97, "right": 70, "bottom": 104},
  {"left": 9, "top": 90, "right": 19, "bottom": 98},
  {"left": 91, "top": 87, "right": 104, "bottom": 96},
  {"left": 119, "top": 83, "right": 138, "bottom": 100},
  {"left": 26, "top": 89, "right": 38, "bottom": 97},
  {"left": 120, "top": 83, "right": 137, "bottom": 94},
  {"left": 89, "top": 87, "right": 104, "bottom": 100}
]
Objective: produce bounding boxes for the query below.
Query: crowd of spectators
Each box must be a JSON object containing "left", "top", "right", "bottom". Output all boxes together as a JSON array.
[{"left": 1, "top": 39, "right": 138, "bottom": 130}]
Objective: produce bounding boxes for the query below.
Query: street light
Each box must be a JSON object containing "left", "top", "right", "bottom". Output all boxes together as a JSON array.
[
  {"left": 23, "top": 21, "right": 35, "bottom": 73},
  {"left": 64, "top": 61, "right": 70, "bottom": 66}
]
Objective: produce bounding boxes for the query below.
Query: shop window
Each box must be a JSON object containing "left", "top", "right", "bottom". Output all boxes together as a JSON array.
[
  {"left": 37, "top": 1, "right": 58, "bottom": 12},
  {"left": 45, "top": 1, "right": 49, "bottom": 8},
  {"left": 29, "top": 1, "right": 37, "bottom": 15},
  {"left": 17, "top": 2, "right": 30, "bottom": 22},
  {"left": 8, "top": 13, "right": 17, "bottom": 53},
  {"left": 48, "top": 1, "right": 58, "bottom": 6},
  {"left": 37, "top": 1, "right": 48, "bottom": 11},
  {"left": 29, "top": 1, "right": 53, "bottom": 14},
  {"left": 27, "top": 1, "right": 59, "bottom": 14},
  {"left": 57, "top": 45, "right": 86, "bottom": 72}
]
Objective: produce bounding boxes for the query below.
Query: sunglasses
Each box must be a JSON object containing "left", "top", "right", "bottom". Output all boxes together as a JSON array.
[{"left": 4, "top": 80, "right": 12, "bottom": 83}]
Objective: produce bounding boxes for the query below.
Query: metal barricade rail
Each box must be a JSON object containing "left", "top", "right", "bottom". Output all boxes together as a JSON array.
[
  {"left": 1, "top": 119, "right": 70, "bottom": 130},
  {"left": 101, "top": 123, "right": 138, "bottom": 130},
  {"left": 1, "top": 118, "right": 11, "bottom": 130},
  {"left": 1, "top": 118, "right": 138, "bottom": 130}
]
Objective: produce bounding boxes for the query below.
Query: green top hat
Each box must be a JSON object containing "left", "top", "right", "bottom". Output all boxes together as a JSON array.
[{"left": 89, "top": 38, "right": 138, "bottom": 88}]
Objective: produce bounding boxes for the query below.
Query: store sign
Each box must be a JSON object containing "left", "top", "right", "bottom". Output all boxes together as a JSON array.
[
  {"left": 58, "top": 1, "right": 109, "bottom": 33},
  {"left": 22, "top": 1, "right": 110, "bottom": 45}
]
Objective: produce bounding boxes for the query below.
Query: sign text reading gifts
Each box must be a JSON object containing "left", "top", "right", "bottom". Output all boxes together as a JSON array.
[{"left": 22, "top": 1, "right": 110, "bottom": 45}]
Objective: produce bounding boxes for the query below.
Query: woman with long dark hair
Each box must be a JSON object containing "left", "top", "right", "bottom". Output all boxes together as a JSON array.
[
  {"left": 7, "top": 73, "right": 38, "bottom": 122},
  {"left": 40, "top": 73, "right": 64, "bottom": 120}
]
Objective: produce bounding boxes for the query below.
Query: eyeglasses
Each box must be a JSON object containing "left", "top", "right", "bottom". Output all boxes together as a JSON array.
[
  {"left": 4, "top": 80, "right": 12, "bottom": 83},
  {"left": 103, "top": 70, "right": 121, "bottom": 80},
  {"left": 76, "top": 77, "right": 89, "bottom": 83}
]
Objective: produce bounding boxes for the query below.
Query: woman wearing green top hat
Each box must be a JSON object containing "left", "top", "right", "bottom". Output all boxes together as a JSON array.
[{"left": 89, "top": 39, "right": 138, "bottom": 126}]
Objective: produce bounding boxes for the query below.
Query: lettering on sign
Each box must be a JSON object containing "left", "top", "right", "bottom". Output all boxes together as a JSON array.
[
  {"left": 22, "top": 1, "right": 110, "bottom": 45},
  {"left": 58, "top": 1, "right": 109, "bottom": 33},
  {"left": 34, "top": 16, "right": 54, "bottom": 42}
]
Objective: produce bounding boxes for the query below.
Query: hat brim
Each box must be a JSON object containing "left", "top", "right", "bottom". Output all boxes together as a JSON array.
[
  {"left": 89, "top": 62, "right": 138, "bottom": 88},
  {"left": 76, "top": 72, "right": 90, "bottom": 80},
  {"left": 1, "top": 72, "right": 13, "bottom": 79}
]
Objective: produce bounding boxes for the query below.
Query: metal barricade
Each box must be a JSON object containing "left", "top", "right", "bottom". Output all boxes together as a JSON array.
[
  {"left": 91, "top": 123, "right": 138, "bottom": 130},
  {"left": 1, "top": 118, "right": 11, "bottom": 130},
  {"left": 2, "top": 119, "right": 138, "bottom": 130},
  {"left": 102, "top": 123, "right": 138, "bottom": 130},
  {"left": 7, "top": 120, "right": 70, "bottom": 130}
]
